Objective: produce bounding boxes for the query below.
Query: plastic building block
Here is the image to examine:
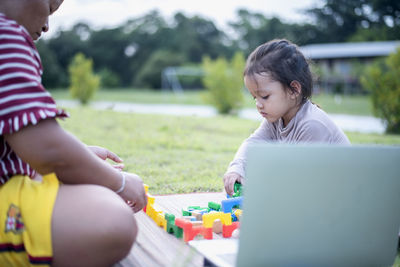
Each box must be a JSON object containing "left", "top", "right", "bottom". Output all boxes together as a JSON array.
[
  {"left": 182, "top": 209, "right": 192, "bottom": 216},
  {"left": 191, "top": 211, "right": 203, "bottom": 221},
  {"left": 182, "top": 216, "right": 196, "bottom": 221},
  {"left": 165, "top": 213, "right": 183, "bottom": 238},
  {"left": 154, "top": 211, "right": 167, "bottom": 229},
  {"left": 222, "top": 221, "right": 240, "bottom": 238},
  {"left": 212, "top": 219, "right": 223, "bottom": 234},
  {"left": 221, "top": 197, "right": 243, "bottom": 213},
  {"left": 175, "top": 218, "right": 213, "bottom": 242},
  {"left": 202, "top": 212, "right": 232, "bottom": 228},
  {"left": 234, "top": 209, "right": 242, "bottom": 219},
  {"left": 208, "top": 201, "right": 221, "bottom": 211},
  {"left": 232, "top": 182, "right": 243, "bottom": 197}
]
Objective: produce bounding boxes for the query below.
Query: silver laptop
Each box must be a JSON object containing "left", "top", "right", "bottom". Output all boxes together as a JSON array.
[{"left": 191, "top": 144, "right": 400, "bottom": 267}]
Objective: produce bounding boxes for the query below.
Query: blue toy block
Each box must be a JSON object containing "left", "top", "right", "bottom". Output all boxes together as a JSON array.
[{"left": 221, "top": 197, "right": 243, "bottom": 213}]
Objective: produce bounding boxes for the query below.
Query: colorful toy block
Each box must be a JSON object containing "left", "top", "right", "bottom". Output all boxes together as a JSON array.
[
  {"left": 232, "top": 182, "right": 242, "bottom": 197},
  {"left": 144, "top": 185, "right": 243, "bottom": 243},
  {"left": 234, "top": 209, "right": 242, "bottom": 220},
  {"left": 202, "top": 212, "right": 232, "bottom": 228},
  {"left": 175, "top": 218, "right": 213, "bottom": 242},
  {"left": 212, "top": 219, "right": 223, "bottom": 234},
  {"left": 165, "top": 213, "right": 183, "bottom": 238},
  {"left": 221, "top": 197, "right": 243, "bottom": 213},
  {"left": 222, "top": 221, "right": 240, "bottom": 238},
  {"left": 182, "top": 216, "right": 196, "bottom": 221},
  {"left": 208, "top": 201, "right": 221, "bottom": 211},
  {"left": 191, "top": 211, "right": 203, "bottom": 221}
]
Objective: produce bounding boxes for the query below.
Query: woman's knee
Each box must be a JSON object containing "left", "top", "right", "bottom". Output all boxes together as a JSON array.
[{"left": 52, "top": 184, "right": 138, "bottom": 266}]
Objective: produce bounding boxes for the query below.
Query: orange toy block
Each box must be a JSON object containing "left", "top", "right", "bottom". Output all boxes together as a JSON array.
[
  {"left": 222, "top": 221, "right": 240, "bottom": 238},
  {"left": 175, "top": 218, "right": 213, "bottom": 242},
  {"left": 202, "top": 212, "right": 232, "bottom": 228}
]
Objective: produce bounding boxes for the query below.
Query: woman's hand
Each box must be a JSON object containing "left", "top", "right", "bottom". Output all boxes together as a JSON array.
[
  {"left": 87, "top": 145, "right": 124, "bottom": 170},
  {"left": 223, "top": 172, "right": 244, "bottom": 196},
  {"left": 118, "top": 172, "right": 147, "bottom": 213}
]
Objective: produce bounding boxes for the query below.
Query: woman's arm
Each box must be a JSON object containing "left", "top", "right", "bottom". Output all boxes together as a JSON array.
[{"left": 4, "top": 118, "right": 146, "bottom": 212}]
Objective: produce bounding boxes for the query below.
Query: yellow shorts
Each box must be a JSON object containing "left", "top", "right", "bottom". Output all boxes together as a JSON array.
[{"left": 0, "top": 173, "right": 59, "bottom": 266}]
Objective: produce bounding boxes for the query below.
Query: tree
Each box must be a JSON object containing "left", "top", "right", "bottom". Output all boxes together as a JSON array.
[
  {"left": 228, "top": 9, "right": 321, "bottom": 56},
  {"left": 133, "top": 49, "right": 186, "bottom": 89},
  {"left": 306, "top": 0, "right": 400, "bottom": 42},
  {"left": 36, "top": 40, "right": 67, "bottom": 88},
  {"left": 68, "top": 53, "right": 100, "bottom": 105},
  {"left": 361, "top": 48, "right": 400, "bottom": 133},
  {"left": 202, "top": 52, "right": 245, "bottom": 114}
]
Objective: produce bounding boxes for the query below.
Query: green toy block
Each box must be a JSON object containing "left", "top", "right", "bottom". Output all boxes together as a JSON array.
[
  {"left": 165, "top": 213, "right": 183, "bottom": 238},
  {"left": 182, "top": 209, "right": 192, "bottom": 216},
  {"left": 208, "top": 201, "right": 221, "bottom": 211},
  {"left": 232, "top": 182, "right": 243, "bottom": 197}
]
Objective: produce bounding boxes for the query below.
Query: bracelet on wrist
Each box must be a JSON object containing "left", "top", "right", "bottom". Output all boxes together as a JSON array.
[{"left": 115, "top": 172, "right": 126, "bottom": 194}]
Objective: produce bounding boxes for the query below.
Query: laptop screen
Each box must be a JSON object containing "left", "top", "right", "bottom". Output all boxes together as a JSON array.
[{"left": 237, "top": 144, "right": 400, "bottom": 266}]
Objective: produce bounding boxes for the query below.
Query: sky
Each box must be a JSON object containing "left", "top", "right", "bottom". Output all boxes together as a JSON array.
[{"left": 48, "top": 0, "right": 320, "bottom": 37}]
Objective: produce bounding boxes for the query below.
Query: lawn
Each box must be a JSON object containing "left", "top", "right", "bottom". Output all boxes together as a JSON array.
[
  {"left": 50, "top": 88, "right": 374, "bottom": 116},
  {"left": 59, "top": 106, "right": 400, "bottom": 195}
]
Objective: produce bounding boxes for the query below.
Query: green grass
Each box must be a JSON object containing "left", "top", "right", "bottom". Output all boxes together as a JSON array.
[
  {"left": 59, "top": 106, "right": 400, "bottom": 195},
  {"left": 50, "top": 88, "right": 374, "bottom": 116}
]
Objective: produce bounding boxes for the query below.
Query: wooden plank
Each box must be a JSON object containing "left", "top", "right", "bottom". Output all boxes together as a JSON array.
[{"left": 116, "top": 192, "right": 227, "bottom": 266}]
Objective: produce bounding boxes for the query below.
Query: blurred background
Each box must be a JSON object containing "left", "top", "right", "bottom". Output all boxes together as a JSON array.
[{"left": 40, "top": 0, "right": 400, "bottom": 133}]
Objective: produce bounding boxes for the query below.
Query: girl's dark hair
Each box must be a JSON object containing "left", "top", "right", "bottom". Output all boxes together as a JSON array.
[{"left": 244, "top": 39, "right": 313, "bottom": 104}]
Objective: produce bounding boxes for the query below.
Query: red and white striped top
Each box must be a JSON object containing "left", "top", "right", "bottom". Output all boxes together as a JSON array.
[{"left": 0, "top": 13, "right": 68, "bottom": 185}]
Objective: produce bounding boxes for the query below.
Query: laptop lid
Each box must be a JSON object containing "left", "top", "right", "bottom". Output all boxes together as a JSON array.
[{"left": 237, "top": 144, "right": 400, "bottom": 267}]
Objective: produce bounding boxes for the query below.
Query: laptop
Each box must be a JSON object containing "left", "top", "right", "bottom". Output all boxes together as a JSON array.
[{"left": 189, "top": 144, "right": 400, "bottom": 266}]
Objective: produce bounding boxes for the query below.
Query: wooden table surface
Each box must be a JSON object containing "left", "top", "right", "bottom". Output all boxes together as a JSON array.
[{"left": 115, "top": 192, "right": 228, "bottom": 267}]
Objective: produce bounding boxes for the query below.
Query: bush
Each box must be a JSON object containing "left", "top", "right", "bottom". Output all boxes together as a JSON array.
[
  {"left": 202, "top": 52, "right": 245, "bottom": 114},
  {"left": 99, "top": 68, "right": 120, "bottom": 88},
  {"left": 361, "top": 48, "right": 400, "bottom": 134},
  {"left": 68, "top": 53, "right": 100, "bottom": 104},
  {"left": 133, "top": 49, "right": 186, "bottom": 89}
]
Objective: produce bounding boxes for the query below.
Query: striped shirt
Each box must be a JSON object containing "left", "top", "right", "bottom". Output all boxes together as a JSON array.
[{"left": 0, "top": 13, "right": 68, "bottom": 185}]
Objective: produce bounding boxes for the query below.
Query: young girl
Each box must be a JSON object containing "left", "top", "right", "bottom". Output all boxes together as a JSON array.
[{"left": 224, "top": 39, "right": 350, "bottom": 196}]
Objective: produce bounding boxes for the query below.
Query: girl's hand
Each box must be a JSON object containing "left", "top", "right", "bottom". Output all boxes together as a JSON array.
[
  {"left": 118, "top": 172, "right": 147, "bottom": 213},
  {"left": 223, "top": 172, "right": 244, "bottom": 196},
  {"left": 87, "top": 145, "right": 125, "bottom": 170}
]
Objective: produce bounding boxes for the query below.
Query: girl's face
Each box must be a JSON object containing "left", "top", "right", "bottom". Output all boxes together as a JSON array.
[
  {"left": 11, "top": 0, "right": 64, "bottom": 40},
  {"left": 245, "top": 73, "right": 300, "bottom": 126}
]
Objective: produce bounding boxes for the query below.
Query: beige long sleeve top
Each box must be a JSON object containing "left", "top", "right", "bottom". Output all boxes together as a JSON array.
[{"left": 227, "top": 100, "right": 351, "bottom": 178}]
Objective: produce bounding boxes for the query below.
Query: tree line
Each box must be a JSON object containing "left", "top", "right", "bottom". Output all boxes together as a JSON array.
[{"left": 37, "top": 0, "right": 400, "bottom": 90}]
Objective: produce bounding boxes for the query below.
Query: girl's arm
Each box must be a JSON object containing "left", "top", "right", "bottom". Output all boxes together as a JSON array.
[
  {"left": 226, "top": 119, "right": 274, "bottom": 178},
  {"left": 4, "top": 118, "right": 147, "bottom": 212}
]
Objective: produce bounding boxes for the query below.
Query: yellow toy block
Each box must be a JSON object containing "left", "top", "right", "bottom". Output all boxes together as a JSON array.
[
  {"left": 154, "top": 211, "right": 166, "bottom": 228},
  {"left": 147, "top": 194, "right": 155, "bottom": 205},
  {"left": 202, "top": 212, "right": 232, "bottom": 228},
  {"left": 234, "top": 209, "right": 242, "bottom": 219}
]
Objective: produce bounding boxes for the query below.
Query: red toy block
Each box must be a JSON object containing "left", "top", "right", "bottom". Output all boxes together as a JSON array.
[
  {"left": 175, "top": 218, "right": 213, "bottom": 242},
  {"left": 222, "top": 221, "right": 240, "bottom": 238}
]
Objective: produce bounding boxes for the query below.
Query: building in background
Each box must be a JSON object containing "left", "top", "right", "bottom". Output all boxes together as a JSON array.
[{"left": 300, "top": 41, "right": 400, "bottom": 94}]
